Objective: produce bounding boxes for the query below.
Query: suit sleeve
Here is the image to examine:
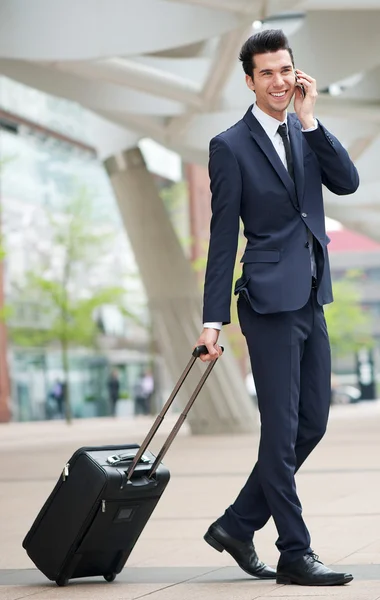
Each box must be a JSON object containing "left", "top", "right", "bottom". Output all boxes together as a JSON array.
[
  {"left": 202, "top": 136, "right": 242, "bottom": 325},
  {"left": 302, "top": 122, "right": 359, "bottom": 195}
]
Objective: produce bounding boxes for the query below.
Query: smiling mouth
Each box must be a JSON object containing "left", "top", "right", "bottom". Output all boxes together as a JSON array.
[{"left": 270, "top": 91, "right": 288, "bottom": 98}]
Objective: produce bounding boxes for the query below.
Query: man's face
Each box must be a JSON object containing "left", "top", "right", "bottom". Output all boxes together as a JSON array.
[{"left": 246, "top": 49, "right": 296, "bottom": 120}]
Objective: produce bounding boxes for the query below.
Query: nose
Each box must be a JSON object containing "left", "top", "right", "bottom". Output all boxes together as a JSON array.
[{"left": 273, "top": 73, "right": 285, "bottom": 88}]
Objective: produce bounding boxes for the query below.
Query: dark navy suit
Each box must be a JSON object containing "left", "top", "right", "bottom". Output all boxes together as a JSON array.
[{"left": 203, "top": 106, "right": 359, "bottom": 563}]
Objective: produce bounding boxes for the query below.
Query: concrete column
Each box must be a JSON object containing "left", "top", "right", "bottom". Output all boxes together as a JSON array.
[
  {"left": 104, "top": 148, "right": 257, "bottom": 434},
  {"left": 186, "top": 162, "right": 249, "bottom": 374},
  {"left": 186, "top": 163, "right": 212, "bottom": 264}
]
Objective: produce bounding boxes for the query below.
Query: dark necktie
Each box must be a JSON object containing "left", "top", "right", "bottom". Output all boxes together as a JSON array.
[{"left": 277, "top": 123, "right": 294, "bottom": 181}]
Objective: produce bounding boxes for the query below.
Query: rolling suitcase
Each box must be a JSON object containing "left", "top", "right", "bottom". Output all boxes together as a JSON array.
[{"left": 22, "top": 345, "right": 222, "bottom": 586}]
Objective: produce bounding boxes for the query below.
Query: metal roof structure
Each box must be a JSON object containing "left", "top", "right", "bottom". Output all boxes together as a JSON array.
[{"left": 0, "top": 0, "right": 379, "bottom": 238}]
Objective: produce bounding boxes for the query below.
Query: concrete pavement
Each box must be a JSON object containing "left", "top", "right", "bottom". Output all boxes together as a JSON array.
[{"left": 1, "top": 401, "right": 380, "bottom": 599}]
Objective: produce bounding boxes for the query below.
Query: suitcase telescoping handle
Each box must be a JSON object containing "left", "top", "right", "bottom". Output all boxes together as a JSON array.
[{"left": 127, "top": 345, "right": 223, "bottom": 480}]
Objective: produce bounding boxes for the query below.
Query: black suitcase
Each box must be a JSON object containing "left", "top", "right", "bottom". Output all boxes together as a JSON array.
[{"left": 22, "top": 345, "right": 222, "bottom": 586}]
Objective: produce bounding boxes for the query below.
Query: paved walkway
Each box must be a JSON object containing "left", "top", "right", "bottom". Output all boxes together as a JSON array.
[{"left": 1, "top": 401, "right": 380, "bottom": 599}]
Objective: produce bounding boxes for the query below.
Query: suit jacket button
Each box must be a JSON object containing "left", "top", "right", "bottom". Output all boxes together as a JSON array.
[
  {"left": 302, "top": 212, "right": 307, "bottom": 218},
  {"left": 305, "top": 242, "right": 310, "bottom": 248}
]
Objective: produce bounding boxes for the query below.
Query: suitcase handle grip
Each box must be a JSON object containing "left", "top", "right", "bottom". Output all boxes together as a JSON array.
[
  {"left": 126, "top": 346, "right": 223, "bottom": 480},
  {"left": 192, "top": 344, "right": 216, "bottom": 358},
  {"left": 107, "top": 452, "right": 150, "bottom": 466}
]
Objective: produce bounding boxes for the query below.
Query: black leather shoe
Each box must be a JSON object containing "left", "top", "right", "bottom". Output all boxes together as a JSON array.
[
  {"left": 277, "top": 552, "right": 353, "bottom": 586},
  {"left": 204, "top": 522, "right": 276, "bottom": 579}
]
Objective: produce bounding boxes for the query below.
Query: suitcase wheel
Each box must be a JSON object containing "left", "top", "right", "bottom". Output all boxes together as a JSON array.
[
  {"left": 56, "top": 576, "right": 69, "bottom": 587},
  {"left": 104, "top": 573, "right": 116, "bottom": 583}
]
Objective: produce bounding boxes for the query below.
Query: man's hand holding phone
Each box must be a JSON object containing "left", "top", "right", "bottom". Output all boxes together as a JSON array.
[{"left": 294, "top": 69, "right": 318, "bottom": 130}]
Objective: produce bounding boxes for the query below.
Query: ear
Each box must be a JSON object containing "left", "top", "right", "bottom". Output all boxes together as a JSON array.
[{"left": 245, "top": 74, "right": 255, "bottom": 93}]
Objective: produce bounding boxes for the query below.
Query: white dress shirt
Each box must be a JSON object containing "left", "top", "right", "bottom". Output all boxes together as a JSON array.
[{"left": 204, "top": 105, "right": 318, "bottom": 331}]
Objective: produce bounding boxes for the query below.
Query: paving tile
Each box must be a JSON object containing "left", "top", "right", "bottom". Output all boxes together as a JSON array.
[
  {"left": 264, "top": 579, "right": 380, "bottom": 599},
  {"left": 8, "top": 583, "right": 160, "bottom": 600},
  {"left": 1, "top": 404, "right": 380, "bottom": 599},
  {"left": 127, "top": 580, "right": 276, "bottom": 600},
  {"left": 0, "top": 586, "right": 48, "bottom": 600}
]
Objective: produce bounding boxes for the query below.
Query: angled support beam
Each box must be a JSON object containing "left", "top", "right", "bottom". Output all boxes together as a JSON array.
[
  {"left": 98, "top": 113, "right": 168, "bottom": 140},
  {"left": 165, "top": 111, "right": 196, "bottom": 140},
  {"left": 166, "top": 25, "right": 249, "bottom": 139},
  {"left": 54, "top": 57, "right": 203, "bottom": 109},
  {"left": 166, "top": 0, "right": 289, "bottom": 18},
  {"left": 201, "top": 26, "right": 251, "bottom": 110},
  {"left": 347, "top": 129, "right": 380, "bottom": 162},
  {"left": 166, "top": 0, "right": 261, "bottom": 14},
  {"left": 315, "top": 96, "right": 380, "bottom": 124}
]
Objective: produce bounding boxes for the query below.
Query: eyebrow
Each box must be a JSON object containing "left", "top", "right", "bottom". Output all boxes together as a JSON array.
[{"left": 258, "top": 65, "right": 293, "bottom": 74}]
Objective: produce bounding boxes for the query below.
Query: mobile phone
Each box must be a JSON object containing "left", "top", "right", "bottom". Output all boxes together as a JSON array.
[{"left": 294, "top": 70, "right": 306, "bottom": 98}]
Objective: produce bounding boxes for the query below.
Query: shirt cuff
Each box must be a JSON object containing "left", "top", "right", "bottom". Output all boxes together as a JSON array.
[
  {"left": 203, "top": 322, "right": 222, "bottom": 330},
  {"left": 302, "top": 119, "right": 318, "bottom": 132}
]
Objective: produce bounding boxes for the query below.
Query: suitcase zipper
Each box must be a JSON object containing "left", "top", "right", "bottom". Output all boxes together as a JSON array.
[{"left": 62, "top": 463, "right": 70, "bottom": 481}]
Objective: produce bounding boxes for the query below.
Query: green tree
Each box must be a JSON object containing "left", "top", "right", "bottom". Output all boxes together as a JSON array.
[
  {"left": 324, "top": 274, "right": 373, "bottom": 357},
  {"left": 9, "top": 189, "right": 135, "bottom": 423}
]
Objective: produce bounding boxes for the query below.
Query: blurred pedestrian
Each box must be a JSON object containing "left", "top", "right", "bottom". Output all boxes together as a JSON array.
[
  {"left": 107, "top": 369, "right": 120, "bottom": 416},
  {"left": 50, "top": 379, "right": 64, "bottom": 418},
  {"left": 133, "top": 369, "right": 154, "bottom": 415}
]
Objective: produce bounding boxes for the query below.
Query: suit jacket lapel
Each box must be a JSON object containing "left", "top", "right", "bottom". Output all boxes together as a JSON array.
[
  {"left": 243, "top": 107, "right": 298, "bottom": 209},
  {"left": 288, "top": 115, "right": 305, "bottom": 206}
]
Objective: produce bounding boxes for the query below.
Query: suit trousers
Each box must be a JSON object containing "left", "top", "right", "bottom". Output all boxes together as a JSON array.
[{"left": 219, "top": 287, "right": 331, "bottom": 564}]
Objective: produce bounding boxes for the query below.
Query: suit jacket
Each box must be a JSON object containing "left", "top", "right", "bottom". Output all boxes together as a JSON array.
[{"left": 202, "top": 106, "right": 359, "bottom": 324}]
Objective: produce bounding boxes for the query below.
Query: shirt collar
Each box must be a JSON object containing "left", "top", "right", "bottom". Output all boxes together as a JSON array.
[{"left": 252, "top": 103, "right": 287, "bottom": 139}]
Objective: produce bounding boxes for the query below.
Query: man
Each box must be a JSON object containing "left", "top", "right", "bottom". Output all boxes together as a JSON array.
[
  {"left": 107, "top": 369, "right": 120, "bottom": 416},
  {"left": 134, "top": 368, "right": 154, "bottom": 415},
  {"left": 195, "top": 29, "right": 359, "bottom": 586},
  {"left": 50, "top": 379, "right": 64, "bottom": 418}
]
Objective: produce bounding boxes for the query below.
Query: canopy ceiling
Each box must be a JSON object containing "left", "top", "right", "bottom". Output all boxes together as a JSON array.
[{"left": 0, "top": 0, "right": 379, "bottom": 238}]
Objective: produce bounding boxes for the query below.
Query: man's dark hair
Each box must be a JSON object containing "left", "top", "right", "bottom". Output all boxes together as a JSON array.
[{"left": 239, "top": 29, "right": 294, "bottom": 78}]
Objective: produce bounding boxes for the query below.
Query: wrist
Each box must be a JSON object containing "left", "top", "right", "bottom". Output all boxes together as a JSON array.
[
  {"left": 299, "top": 115, "right": 315, "bottom": 130},
  {"left": 203, "top": 322, "right": 222, "bottom": 331}
]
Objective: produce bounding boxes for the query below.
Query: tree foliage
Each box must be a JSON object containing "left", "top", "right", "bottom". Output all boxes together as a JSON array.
[
  {"left": 9, "top": 188, "right": 133, "bottom": 422},
  {"left": 324, "top": 274, "right": 373, "bottom": 357},
  {"left": 11, "top": 279, "right": 124, "bottom": 348}
]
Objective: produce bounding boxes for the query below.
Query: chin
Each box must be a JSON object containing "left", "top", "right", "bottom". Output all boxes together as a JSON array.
[
  {"left": 273, "top": 100, "right": 291, "bottom": 112},
  {"left": 270, "top": 103, "right": 287, "bottom": 113}
]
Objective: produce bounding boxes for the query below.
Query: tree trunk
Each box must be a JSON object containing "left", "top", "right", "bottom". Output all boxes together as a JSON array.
[{"left": 61, "top": 339, "right": 72, "bottom": 424}]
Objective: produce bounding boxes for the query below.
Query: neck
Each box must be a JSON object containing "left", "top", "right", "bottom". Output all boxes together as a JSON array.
[{"left": 256, "top": 101, "right": 286, "bottom": 122}]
